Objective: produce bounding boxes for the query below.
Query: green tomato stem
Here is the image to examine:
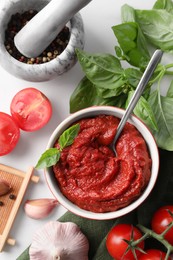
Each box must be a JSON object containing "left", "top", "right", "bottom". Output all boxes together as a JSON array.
[
  {"left": 161, "top": 221, "right": 173, "bottom": 237},
  {"left": 137, "top": 224, "right": 173, "bottom": 259}
]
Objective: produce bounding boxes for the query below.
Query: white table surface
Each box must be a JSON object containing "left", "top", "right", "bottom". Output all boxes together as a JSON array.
[{"left": 0, "top": 0, "right": 157, "bottom": 259}]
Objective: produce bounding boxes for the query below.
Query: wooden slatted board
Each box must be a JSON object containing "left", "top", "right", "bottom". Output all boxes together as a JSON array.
[{"left": 0, "top": 164, "right": 39, "bottom": 252}]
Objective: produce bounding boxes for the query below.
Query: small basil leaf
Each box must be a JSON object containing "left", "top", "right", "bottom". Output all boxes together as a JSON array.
[
  {"left": 121, "top": 4, "right": 136, "bottom": 23},
  {"left": 59, "top": 123, "right": 80, "bottom": 149},
  {"left": 112, "top": 22, "right": 150, "bottom": 68},
  {"left": 35, "top": 148, "right": 61, "bottom": 169},
  {"left": 36, "top": 124, "right": 80, "bottom": 169}
]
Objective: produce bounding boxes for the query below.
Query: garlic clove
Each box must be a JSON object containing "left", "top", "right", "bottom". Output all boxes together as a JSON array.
[
  {"left": 24, "top": 198, "right": 59, "bottom": 219},
  {"left": 0, "top": 179, "right": 11, "bottom": 196},
  {"left": 29, "top": 221, "right": 89, "bottom": 260}
]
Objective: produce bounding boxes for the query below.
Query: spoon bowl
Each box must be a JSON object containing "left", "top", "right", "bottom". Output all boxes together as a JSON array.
[{"left": 111, "top": 49, "right": 163, "bottom": 155}]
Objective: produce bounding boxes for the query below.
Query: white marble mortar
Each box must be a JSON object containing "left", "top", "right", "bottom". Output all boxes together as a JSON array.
[{"left": 0, "top": 0, "right": 85, "bottom": 82}]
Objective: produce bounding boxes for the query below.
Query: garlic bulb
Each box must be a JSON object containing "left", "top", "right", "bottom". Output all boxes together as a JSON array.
[
  {"left": 24, "top": 199, "right": 58, "bottom": 219},
  {"left": 29, "top": 221, "right": 89, "bottom": 260},
  {"left": 0, "top": 179, "right": 11, "bottom": 196}
]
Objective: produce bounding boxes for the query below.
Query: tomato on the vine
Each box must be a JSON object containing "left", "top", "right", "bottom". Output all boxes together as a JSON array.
[
  {"left": 10, "top": 88, "right": 52, "bottom": 132},
  {"left": 151, "top": 205, "right": 173, "bottom": 245},
  {"left": 0, "top": 112, "right": 20, "bottom": 156},
  {"left": 138, "top": 249, "right": 171, "bottom": 260},
  {"left": 106, "top": 224, "right": 144, "bottom": 260}
]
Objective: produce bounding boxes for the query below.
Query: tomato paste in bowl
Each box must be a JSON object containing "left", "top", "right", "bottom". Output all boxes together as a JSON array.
[{"left": 45, "top": 106, "right": 159, "bottom": 220}]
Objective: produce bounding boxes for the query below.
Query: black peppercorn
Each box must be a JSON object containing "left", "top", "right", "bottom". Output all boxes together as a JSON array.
[{"left": 9, "top": 194, "right": 16, "bottom": 200}]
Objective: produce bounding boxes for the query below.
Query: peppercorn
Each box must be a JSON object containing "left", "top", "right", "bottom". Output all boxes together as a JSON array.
[
  {"left": 47, "top": 52, "right": 52, "bottom": 58},
  {"left": 54, "top": 50, "right": 58, "bottom": 55},
  {"left": 9, "top": 194, "right": 16, "bottom": 200},
  {"left": 42, "top": 57, "right": 47, "bottom": 63},
  {"left": 4, "top": 10, "right": 70, "bottom": 64}
]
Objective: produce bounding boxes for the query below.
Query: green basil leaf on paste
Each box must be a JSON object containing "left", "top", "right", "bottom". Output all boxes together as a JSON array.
[
  {"left": 75, "top": 48, "right": 126, "bottom": 90},
  {"left": 36, "top": 124, "right": 80, "bottom": 169},
  {"left": 59, "top": 123, "right": 80, "bottom": 149},
  {"left": 149, "top": 89, "right": 173, "bottom": 150},
  {"left": 153, "top": 0, "right": 173, "bottom": 13},
  {"left": 135, "top": 9, "right": 173, "bottom": 51},
  {"left": 112, "top": 22, "right": 150, "bottom": 68},
  {"left": 126, "top": 90, "right": 158, "bottom": 131},
  {"left": 35, "top": 148, "right": 61, "bottom": 169}
]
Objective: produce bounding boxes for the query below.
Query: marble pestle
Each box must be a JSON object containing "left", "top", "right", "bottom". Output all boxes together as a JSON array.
[{"left": 14, "top": 0, "right": 92, "bottom": 58}]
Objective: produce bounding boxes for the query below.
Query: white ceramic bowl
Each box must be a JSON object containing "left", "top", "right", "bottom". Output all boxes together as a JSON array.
[
  {"left": 0, "top": 0, "right": 84, "bottom": 82},
  {"left": 45, "top": 106, "right": 159, "bottom": 220}
]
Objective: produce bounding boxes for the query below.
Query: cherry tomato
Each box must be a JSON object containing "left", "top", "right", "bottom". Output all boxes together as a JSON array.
[
  {"left": 10, "top": 88, "right": 52, "bottom": 131},
  {"left": 138, "top": 249, "right": 171, "bottom": 260},
  {"left": 0, "top": 112, "right": 20, "bottom": 156},
  {"left": 151, "top": 205, "right": 173, "bottom": 245},
  {"left": 106, "top": 224, "right": 144, "bottom": 260}
]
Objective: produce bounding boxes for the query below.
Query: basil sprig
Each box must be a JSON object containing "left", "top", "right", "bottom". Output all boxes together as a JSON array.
[
  {"left": 70, "top": 0, "right": 173, "bottom": 151},
  {"left": 35, "top": 123, "right": 80, "bottom": 169}
]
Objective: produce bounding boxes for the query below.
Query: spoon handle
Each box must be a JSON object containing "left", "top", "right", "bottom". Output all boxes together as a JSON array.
[{"left": 113, "top": 49, "right": 163, "bottom": 145}]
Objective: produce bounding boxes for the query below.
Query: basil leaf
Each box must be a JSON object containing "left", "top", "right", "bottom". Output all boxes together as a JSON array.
[
  {"left": 124, "top": 68, "right": 143, "bottom": 89},
  {"left": 126, "top": 91, "right": 158, "bottom": 131},
  {"left": 124, "top": 68, "right": 151, "bottom": 100},
  {"left": 135, "top": 9, "right": 173, "bottom": 51},
  {"left": 121, "top": 4, "right": 136, "bottom": 23},
  {"left": 153, "top": 0, "right": 173, "bottom": 13},
  {"left": 76, "top": 48, "right": 126, "bottom": 89},
  {"left": 70, "top": 76, "right": 127, "bottom": 112},
  {"left": 59, "top": 123, "right": 80, "bottom": 149},
  {"left": 35, "top": 148, "right": 61, "bottom": 169},
  {"left": 149, "top": 90, "right": 173, "bottom": 150},
  {"left": 36, "top": 124, "right": 80, "bottom": 169},
  {"left": 70, "top": 77, "right": 108, "bottom": 113},
  {"left": 166, "top": 79, "right": 173, "bottom": 97},
  {"left": 112, "top": 22, "right": 150, "bottom": 68}
]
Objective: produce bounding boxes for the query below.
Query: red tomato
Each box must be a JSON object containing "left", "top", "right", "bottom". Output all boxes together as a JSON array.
[
  {"left": 0, "top": 112, "right": 20, "bottom": 156},
  {"left": 10, "top": 88, "right": 52, "bottom": 131},
  {"left": 151, "top": 205, "right": 173, "bottom": 245},
  {"left": 106, "top": 224, "right": 144, "bottom": 260},
  {"left": 138, "top": 249, "right": 171, "bottom": 260}
]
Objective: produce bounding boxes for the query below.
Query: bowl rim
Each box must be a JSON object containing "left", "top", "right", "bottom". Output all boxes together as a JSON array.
[{"left": 45, "top": 106, "right": 159, "bottom": 220}]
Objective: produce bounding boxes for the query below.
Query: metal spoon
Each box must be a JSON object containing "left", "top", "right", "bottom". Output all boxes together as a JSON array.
[
  {"left": 14, "top": 0, "right": 92, "bottom": 58},
  {"left": 111, "top": 49, "right": 163, "bottom": 155}
]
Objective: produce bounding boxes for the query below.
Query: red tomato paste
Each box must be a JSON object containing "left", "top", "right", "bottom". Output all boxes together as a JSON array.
[{"left": 53, "top": 115, "right": 151, "bottom": 213}]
